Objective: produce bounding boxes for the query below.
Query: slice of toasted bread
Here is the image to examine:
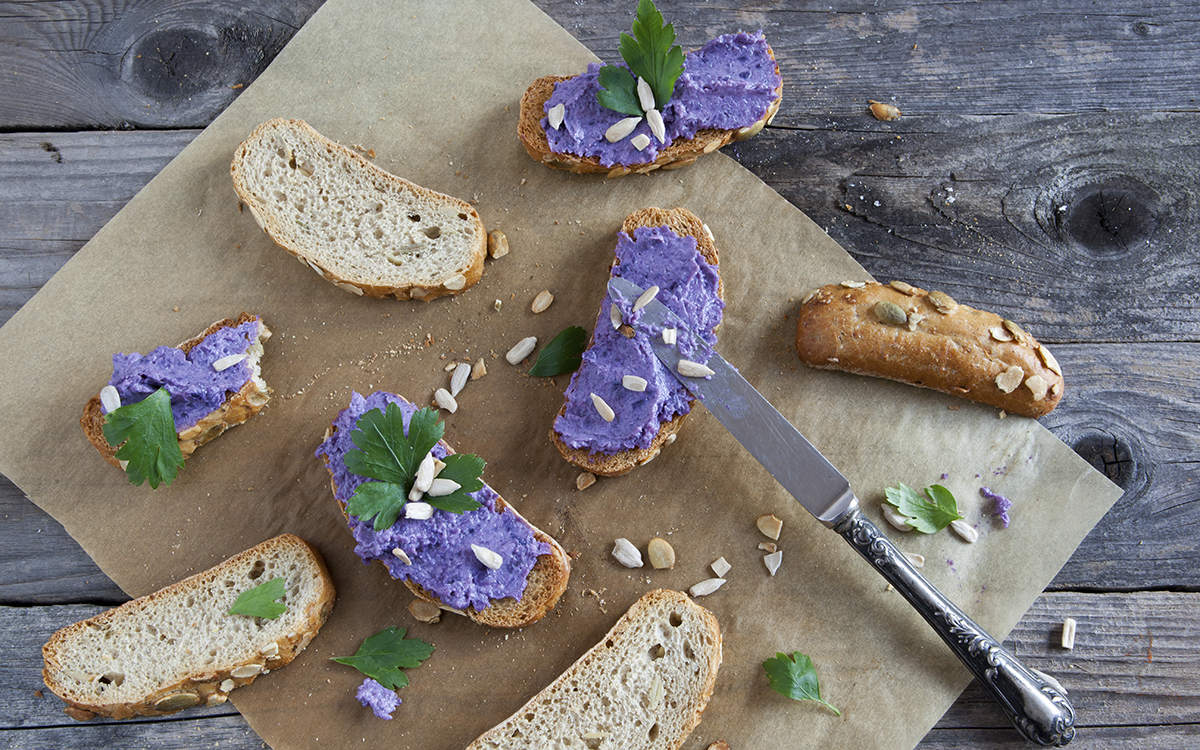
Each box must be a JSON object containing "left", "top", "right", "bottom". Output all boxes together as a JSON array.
[
  {"left": 231, "top": 118, "right": 486, "bottom": 300},
  {"left": 318, "top": 393, "right": 570, "bottom": 629},
  {"left": 551, "top": 207, "right": 722, "bottom": 476},
  {"left": 42, "top": 534, "right": 336, "bottom": 721},
  {"left": 517, "top": 44, "right": 781, "bottom": 177},
  {"left": 81, "top": 313, "right": 271, "bottom": 471},
  {"left": 465, "top": 589, "right": 722, "bottom": 750}
]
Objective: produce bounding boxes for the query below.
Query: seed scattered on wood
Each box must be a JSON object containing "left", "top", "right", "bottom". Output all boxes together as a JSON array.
[
  {"left": 648, "top": 538, "right": 676, "bottom": 569},
  {"left": 408, "top": 599, "right": 442, "bottom": 623},
  {"left": 450, "top": 362, "right": 471, "bottom": 396},
  {"left": 405, "top": 502, "right": 435, "bottom": 520},
  {"left": 531, "top": 290, "right": 554, "bottom": 313},
  {"left": 757, "top": 513, "right": 783, "bottom": 540},
  {"left": 99, "top": 385, "right": 121, "bottom": 413},
  {"left": 487, "top": 229, "right": 509, "bottom": 258},
  {"left": 903, "top": 551, "right": 925, "bottom": 568},
  {"left": 995, "top": 365, "right": 1025, "bottom": 393},
  {"left": 950, "top": 519, "right": 978, "bottom": 543},
  {"left": 711, "top": 557, "right": 731, "bottom": 577},
  {"left": 633, "top": 285, "right": 660, "bottom": 312},
  {"left": 622, "top": 375, "right": 648, "bottom": 392},
  {"left": 591, "top": 392, "right": 616, "bottom": 422},
  {"left": 605, "top": 116, "right": 643, "bottom": 143},
  {"left": 612, "top": 538, "right": 643, "bottom": 568},
  {"left": 869, "top": 100, "right": 902, "bottom": 121},
  {"left": 547, "top": 103, "right": 565, "bottom": 130},
  {"left": 677, "top": 359, "right": 715, "bottom": 378},
  {"left": 472, "top": 544, "right": 503, "bottom": 570},
  {"left": 427, "top": 478, "right": 461, "bottom": 497},
  {"left": 392, "top": 548, "right": 413, "bottom": 565},
  {"left": 763, "top": 550, "right": 783, "bottom": 576},
  {"left": 874, "top": 300, "right": 908, "bottom": 326},
  {"left": 471, "top": 357, "right": 487, "bottom": 380},
  {"left": 882, "top": 503, "right": 914, "bottom": 531},
  {"left": 575, "top": 471, "right": 596, "bottom": 490},
  {"left": 212, "top": 354, "right": 248, "bottom": 372},
  {"left": 434, "top": 388, "right": 458, "bottom": 413},
  {"left": 689, "top": 578, "right": 727, "bottom": 597},
  {"left": 1061, "top": 617, "right": 1077, "bottom": 649},
  {"left": 506, "top": 336, "right": 537, "bottom": 364}
]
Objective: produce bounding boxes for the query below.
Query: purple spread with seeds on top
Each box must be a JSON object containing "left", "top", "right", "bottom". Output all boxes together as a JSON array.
[
  {"left": 315, "top": 391, "right": 550, "bottom": 612},
  {"left": 544, "top": 31, "right": 780, "bottom": 168},
  {"left": 106, "top": 319, "right": 261, "bottom": 431},
  {"left": 553, "top": 225, "right": 723, "bottom": 454}
]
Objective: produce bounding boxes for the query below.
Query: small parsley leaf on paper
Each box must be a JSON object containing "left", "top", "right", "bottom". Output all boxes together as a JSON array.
[
  {"left": 884, "top": 482, "right": 964, "bottom": 534},
  {"left": 228, "top": 577, "right": 287, "bottom": 620},
  {"left": 343, "top": 403, "right": 483, "bottom": 530},
  {"left": 332, "top": 627, "right": 435, "bottom": 691},
  {"left": 101, "top": 387, "right": 184, "bottom": 489},
  {"left": 529, "top": 326, "right": 588, "bottom": 377},
  {"left": 763, "top": 651, "right": 841, "bottom": 716},
  {"left": 596, "top": 0, "right": 685, "bottom": 115}
]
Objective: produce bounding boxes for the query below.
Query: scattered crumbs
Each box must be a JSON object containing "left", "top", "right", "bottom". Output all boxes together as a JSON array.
[
  {"left": 940, "top": 472, "right": 949, "bottom": 480},
  {"left": 980, "top": 486, "right": 1012, "bottom": 527}
]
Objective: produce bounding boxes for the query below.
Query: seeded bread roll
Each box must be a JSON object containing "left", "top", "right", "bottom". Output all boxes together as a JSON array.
[
  {"left": 464, "top": 589, "right": 722, "bottom": 750},
  {"left": 231, "top": 118, "right": 486, "bottom": 300},
  {"left": 42, "top": 534, "right": 335, "bottom": 721},
  {"left": 795, "top": 281, "right": 1065, "bottom": 418},
  {"left": 81, "top": 313, "right": 271, "bottom": 471},
  {"left": 550, "top": 207, "right": 722, "bottom": 477}
]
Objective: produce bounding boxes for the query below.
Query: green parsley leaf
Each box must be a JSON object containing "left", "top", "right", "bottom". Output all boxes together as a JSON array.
[
  {"left": 343, "top": 403, "right": 484, "bottom": 530},
  {"left": 101, "top": 387, "right": 185, "bottom": 489},
  {"left": 596, "top": 0, "right": 685, "bottom": 115},
  {"left": 884, "top": 482, "right": 964, "bottom": 534},
  {"left": 331, "top": 626, "right": 435, "bottom": 691},
  {"left": 228, "top": 577, "right": 287, "bottom": 619},
  {"left": 528, "top": 326, "right": 588, "bottom": 377},
  {"left": 596, "top": 66, "right": 644, "bottom": 117},
  {"left": 762, "top": 651, "right": 841, "bottom": 716}
]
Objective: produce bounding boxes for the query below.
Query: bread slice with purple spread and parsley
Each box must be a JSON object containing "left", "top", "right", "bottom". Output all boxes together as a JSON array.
[
  {"left": 551, "top": 207, "right": 723, "bottom": 477},
  {"left": 315, "top": 391, "right": 570, "bottom": 629}
]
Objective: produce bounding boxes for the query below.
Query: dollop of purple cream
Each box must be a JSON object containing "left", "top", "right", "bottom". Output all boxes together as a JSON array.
[
  {"left": 106, "top": 319, "right": 261, "bottom": 430},
  {"left": 553, "top": 225, "right": 723, "bottom": 454},
  {"left": 980, "top": 486, "right": 1012, "bottom": 528},
  {"left": 544, "top": 31, "right": 780, "bottom": 167},
  {"left": 356, "top": 678, "right": 400, "bottom": 720},
  {"left": 314, "top": 391, "right": 550, "bottom": 612}
]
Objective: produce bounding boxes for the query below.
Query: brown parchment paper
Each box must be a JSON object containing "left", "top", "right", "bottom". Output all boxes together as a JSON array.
[{"left": 0, "top": 0, "right": 1121, "bottom": 748}]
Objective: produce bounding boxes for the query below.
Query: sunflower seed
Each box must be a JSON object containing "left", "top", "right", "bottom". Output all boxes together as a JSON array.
[
  {"left": 1025, "top": 374, "right": 1049, "bottom": 401},
  {"left": 874, "top": 300, "right": 908, "bottom": 325},
  {"left": 212, "top": 353, "right": 248, "bottom": 372},
  {"left": 646, "top": 108, "right": 666, "bottom": 143},
  {"left": 434, "top": 388, "right": 458, "bottom": 413},
  {"left": 995, "top": 365, "right": 1025, "bottom": 393},
  {"left": 711, "top": 557, "right": 732, "bottom": 577},
  {"left": 677, "top": 359, "right": 714, "bottom": 378},
  {"left": 612, "top": 538, "right": 643, "bottom": 568},
  {"left": 689, "top": 578, "right": 726, "bottom": 597},
  {"left": 633, "top": 285, "right": 659, "bottom": 311},
  {"left": 950, "top": 519, "right": 978, "bottom": 543},
  {"left": 637, "top": 76, "right": 655, "bottom": 112},
  {"left": 1032, "top": 668, "right": 1067, "bottom": 695},
  {"left": 890, "top": 280, "right": 917, "bottom": 295},
  {"left": 903, "top": 552, "right": 925, "bottom": 568},
  {"left": 450, "top": 362, "right": 471, "bottom": 396},
  {"left": 99, "top": 385, "right": 121, "bottom": 413},
  {"left": 622, "top": 375, "right": 648, "bottom": 392},
  {"left": 487, "top": 229, "right": 509, "bottom": 258},
  {"left": 506, "top": 336, "right": 537, "bottom": 364},
  {"left": 610, "top": 303, "right": 623, "bottom": 329},
  {"left": 757, "top": 513, "right": 783, "bottom": 540},
  {"left": 547, "top": 103, "right": 565, "bottom": 130},
  {"left": 531, "top": 290, "right": 554, "bottom": 313},
  {"left": 392, "top": 548, "right": 413, "bottom": 565},
  {"left": 405, "top": 502, "right": 434, "bottom": 520},
  {"left": 591, "top": 392, "right": 616, "bottom": 422},
  {"left": 662, "top": 328, "right": 677, "bottom": 345},
  {"left": 631, "top": 133, "right": 651, "bottom": 151},
  {"left": 415, "top": 452, "right": 436, "bottom": 492},
  {"left": 763, "top": 550, "right": 783, "bottom": 576},
  {"left": 427, "top": 478, "right": 461, "bottom": 497},
  {"left": 882, "top": 503, "right": 914, "bottom": 531},
  {"left": 1003, "top": 319, "right": 1026, "bottom": 343},
  {"left": 471, "top": 357, "right": 487, "bottom": 380},
  {"left": 1038, "top": 345, "right": 1062, "bottom": 376},
  {"left": 1061, "top": 617, "right": 1077, "bottom": 649},
  {"left": 576, "top": 471, "right": 596, "bottom": 490},
  {"left": 648, "top": 538, "right": 675, "bottom": 569},
  {"left": 605, "top": 116, "right": 643, "bottom": 143},
  {"left": 472, "top": 544, "right": 503, "bottom": 570}
]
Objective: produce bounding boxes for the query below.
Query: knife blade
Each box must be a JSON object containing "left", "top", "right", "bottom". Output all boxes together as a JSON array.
[{"left": 607, "top": 276, "right": 1076, "bottom": 747}]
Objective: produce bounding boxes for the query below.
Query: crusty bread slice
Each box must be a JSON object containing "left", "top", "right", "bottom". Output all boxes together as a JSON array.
[
  {"left": 81, "top": 313, "right": 271, "bottom": 471},
  {"left": 465, "top": 589, "right": 722, "bottom": 750},
  {"left": 551, "top": 207, "right": 722, "bottom": 476},
  {"left": 517, "top": 46, "right": 781, "bottom": 177},
  {"left": 231, "top": 118, "right": 486, "bottom": 300},
  {"left": 42, "top": 534, "right": 336, "bottom": 721}
]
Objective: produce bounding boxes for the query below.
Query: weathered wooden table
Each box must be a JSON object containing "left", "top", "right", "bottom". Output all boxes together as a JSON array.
[{"left": 2, "top": 1, "right": 1196, "bottom": 748}]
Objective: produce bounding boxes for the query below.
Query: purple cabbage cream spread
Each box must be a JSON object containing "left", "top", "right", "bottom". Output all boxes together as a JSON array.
[
  {"left": 544, "top": 31, "right": 779, "bottom": 167},
  {"left": 554, "top": 225, "right": 723, "bottom": 454},
  {"left": 315, "top": 391, "right": 549, "bottom": 612},
  {"left": 105, "top": 319, "right": 261, "bottom": 430}
]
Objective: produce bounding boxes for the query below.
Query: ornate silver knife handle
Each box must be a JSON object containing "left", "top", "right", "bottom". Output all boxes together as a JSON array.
[{"left": 831, "top": 503, "right": 1076, "bottom": 746}]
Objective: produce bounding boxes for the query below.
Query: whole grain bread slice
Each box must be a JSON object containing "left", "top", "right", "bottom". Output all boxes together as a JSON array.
[
  {"left": 42, "top": 534, "right": 335, "bottom": 721},
  {"left": 551, "top": 207, "right": 722, "bottom": 477},
  {"left": 231, "top": 118, "right": 486, "bottom": 300},
  {"left": 81, "top": 313, "right": 271, "bottom": 471},
  {"left": 464, "top": 589, "right": 722, "bottom": 750}
]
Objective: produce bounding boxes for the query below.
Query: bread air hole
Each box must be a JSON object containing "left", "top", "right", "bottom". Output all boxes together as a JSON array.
[
  {"left": 422, "top": 226, "right": 441, "bottom": 239},
  {"left": 648, "top": 723, "right": 660, "bottom": 741},
  {"left": 669, "top": 612, "right": 683, "bottom": 627},
  {"left": 248, "top": 560, "right": 266, "bottom": 580},
  {"left": 648, "top": 643, "right": 666, "bottom": 660}
]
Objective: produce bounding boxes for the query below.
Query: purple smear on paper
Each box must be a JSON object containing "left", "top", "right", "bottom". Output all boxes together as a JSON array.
[
  {"left": 980, "top": 486, "right": 1012, "bottom": 528},
  {"left": 357, "top": 678, "right": 401, "bottom": 720}
]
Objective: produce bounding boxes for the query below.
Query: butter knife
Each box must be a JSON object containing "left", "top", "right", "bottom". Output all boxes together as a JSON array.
[{"left": 608, "top": 276, "right": 1076, "bottom": 747}]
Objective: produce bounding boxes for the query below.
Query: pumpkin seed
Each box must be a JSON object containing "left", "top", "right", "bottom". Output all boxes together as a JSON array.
[
  {"left": 154, "top": 693, "right": 200, "bottom": 712},
  {"left": 409, "top": 599, "right": 442, "bottom": 624},
  {"left": 1038, "top": 345, "right": 1062, "bottom": 376},
  {"left": 230, "top": 664, "right": 263, "bottom": 679},
  {"left": 576, "top": 471, "right": 596, "bottom": 490},
  {"left": 757, "top": 513, "right": 783, "bottom": 540},
  {"left": 405, "top": 502, "right": 434, "bottom": 520},
  {"left": 1025, "top": 374, "right": 1049, "bottom": 401},
  {"left": 874, "top": 300, "right": 908, "bottom": 326},
  {"left": 443, "top": 274, "right": 467, "bottom": 291},
  {"left": 647, "top": 538, "right": 675, "bottom": 569},
  {"left": 995, "top": 365, "right": 1025, "bottom": 393},
  {"left": 531, "top": 290, "right": 554, "bottom": 313},
  {"left": 990, "top": 325, "right": 1014, "bottom": 342},
  {"left": 487, "top": 229, "right": 509, "bottom": 258},
  {"left": 869, "top": 100, "right": 902, "bottom": 121},
  {"left": 929, "top": 290, "right": 958, "bottom": 314}
]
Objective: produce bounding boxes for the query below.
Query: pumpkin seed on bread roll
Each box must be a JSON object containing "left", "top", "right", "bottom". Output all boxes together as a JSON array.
[{"left": 795, "top": 281, "right": 1064, "bottom": 417}]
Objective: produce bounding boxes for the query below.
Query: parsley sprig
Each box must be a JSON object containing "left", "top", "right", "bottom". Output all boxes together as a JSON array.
[
  {"left": 596, "top": 0, "right": 685, "bottom": 116},
  {"left": 763, "top": 650, "right": 841, "bottom": 716},
  {"left": 884, "top": 483, "right": 964, "bottom": 534},
  {"left": 228, "top": 577, "right": 287, "bottom": 619},
  {"left": 344, "top": 403, "right": 484, "bottom": 531},
  {"left": 101, "top": 387, "right": 185, "bottom": 489},
  {"left": 529, "top": 326, "right": 587, "bottom": 377},
  {"left": 332, "top": 626, "right": 435, "bottom": 690}
]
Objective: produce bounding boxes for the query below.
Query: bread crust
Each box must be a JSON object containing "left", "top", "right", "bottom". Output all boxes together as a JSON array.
[
  {"left": 231, "top": 118, "right": 486, "bottom": 300},
  {"left": 464, "top": 589, "right": 722, "bottom": 750},
  {"left": 42, "top": 534, "right": 335, "bottom": 721},
  {"left": 550, "top": 207, "right": 722, "bottom": 476},
  {"left": 81, "top": 313, "right": 272, "bottom": 471},
  {"left": 795, "top": 281, "right": 1065, "bottom": 418},
  {"left": 320, "top": 418, "right": 570, "bottom": 629},
  {"left": 517, "top": 44, "right": 781, "bottom": 177}
]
